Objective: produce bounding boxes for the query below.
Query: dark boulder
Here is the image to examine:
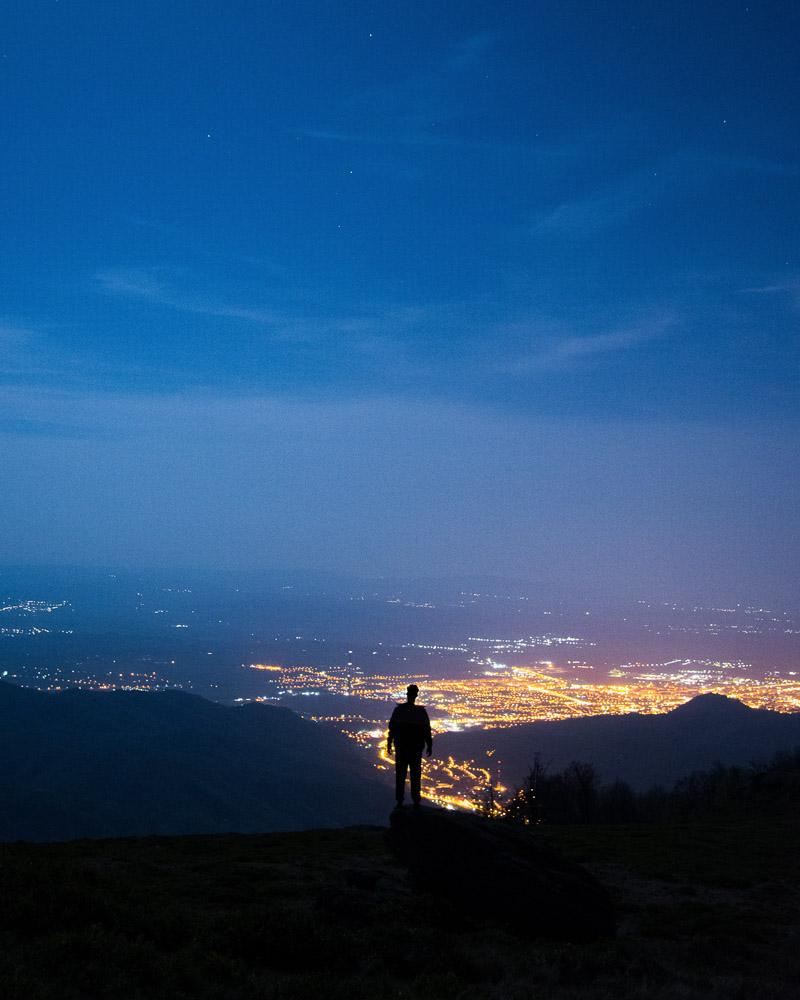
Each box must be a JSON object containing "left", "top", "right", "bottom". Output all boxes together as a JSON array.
[{"left": 387, "top": 805, "right": 615, "bottom": 941}]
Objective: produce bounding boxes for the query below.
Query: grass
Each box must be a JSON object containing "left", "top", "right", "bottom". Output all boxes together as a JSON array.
[{"left": 1, "top": 819, "right": 798, "bottom": 999}]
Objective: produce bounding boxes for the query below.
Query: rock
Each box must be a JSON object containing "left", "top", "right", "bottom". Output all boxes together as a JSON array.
[{"left": 387, "top": 805, "right": 615, "bottom": 941}]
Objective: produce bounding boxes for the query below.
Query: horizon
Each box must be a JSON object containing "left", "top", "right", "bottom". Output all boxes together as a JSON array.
[{"left": 1, "top": 560, "right": 798, "bottom": 613}]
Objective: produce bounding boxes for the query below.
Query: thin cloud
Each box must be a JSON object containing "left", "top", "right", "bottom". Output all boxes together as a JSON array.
[
  {"left": 0, "top": 416, "right": 119, "bottom": 440},
  {"left": 533, "top": 151, "right": 799, "bottom": 238},
  {"left": 533, "top": 186, "right": 643, "bottom": 235},
  {"left": 96, "top": 267, "right": 340, "bottom": 336},
  {"left": 738, "top": 280, "right": 800, "bottom": 295},
  {"left": 0, "top": 321, "right": 40, "bottom": 345},
  {"left": 496, "top": 316, "right": 677, "bottom": 374},
  {"left": 95, "top": 268, "right": 424, "bottom": 349},
  {"left": 737, "top": 278, "right": 800, "bottom": 314},
  {"left": 445, "top": 31, "right": 497, "bottom": 71},
  {"left": 298, "top": 33, "right": 501, "bottom": 151},
  {"left": 299, "top": 127, "right": 488, "bottom": 149},
  {"left": 0, "top": 320, "right": 70, "bottom": 385},
  {"left": 96, "top": 268, "right": 285, "bottom": 326},
  {"left": 707, "top": 153, "right": 799, "bottom": 178}
]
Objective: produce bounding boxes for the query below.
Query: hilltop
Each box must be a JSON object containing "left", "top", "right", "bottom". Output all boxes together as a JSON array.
[{"left": 1, "top": 815, "right": 798, "bottom": 999}]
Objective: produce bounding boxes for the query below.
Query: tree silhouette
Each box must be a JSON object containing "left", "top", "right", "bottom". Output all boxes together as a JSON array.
[{"left": 502, "top": 747, "right": 800, "bottom": 826}]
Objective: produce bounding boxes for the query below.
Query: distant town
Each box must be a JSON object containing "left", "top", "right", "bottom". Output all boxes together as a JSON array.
[
  {"left": 243, "top": 660, "right": 800, "bottom": 810},
  {"left": 2, "top": 568, "right": 798, "bottom": 811}
]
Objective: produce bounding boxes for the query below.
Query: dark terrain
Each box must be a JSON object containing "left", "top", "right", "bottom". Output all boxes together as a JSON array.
[
  {"left": 1, "top": 817, "right": 798, "bottom": 999},
  {"left": 3, "top": 681, "right": 799, "bottom": 997},
  {"left": 438, "top": 694, "right": 800, "bottom": 790},
  {"left": 0, "top": 681, "right": 386, "bottom": 840}
]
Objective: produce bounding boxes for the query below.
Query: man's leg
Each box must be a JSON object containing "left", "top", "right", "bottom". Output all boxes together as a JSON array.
[
  {"left": 409, "top": 754, "right": 422, "bottom": 805},
  {"left": 395, "top": 754, "right": 409, "bottom": 805}
]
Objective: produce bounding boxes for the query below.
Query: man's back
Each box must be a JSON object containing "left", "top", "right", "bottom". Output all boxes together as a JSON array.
[{"left": 389, "top": 702, "right": 432, "bottom": 752}]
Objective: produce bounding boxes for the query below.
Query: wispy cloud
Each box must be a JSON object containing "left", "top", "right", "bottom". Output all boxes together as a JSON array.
[
  {"left": 533, "top": 152, "right": 799, "bottom": 237},
  {"left": 97, "top": 268, "right": 685, "bottom": 385},
  {"left": 299, "top": 127, "right": 487, "bottom": 149},
  {"left": 0, "top": 320, "right": 66, "bottom": 384},
  {"left": 0, "top": 313, "right": 201, "bottom": 398},
  {"left": 95, "top": 267, "right": 425, "bottom": 353},
  {"left": 495, "top": 315, "right": 677, "bottom": 374},
  {"left": 96, "top": 268, "right": 286, "bottom": 326},
  {"left": 738, "top": 280, "right": 800, "bottom": 295},
  {"left": 445, "top": 31, "right": 497, "bottom": 71},
  {"left": 0, "top": 321, "right": 40, "bottom": 345},
  {"left": 737, "top": 278, "right": 800, "bottom": 313},
  {"left": 0, "top": 416, "right": 118, "bottom": 439},
  {"left": 706, "top": 153, "right": 799, "bottom": 178},
  {"left": 297, "top": 32, "right": 501, "bottom": 151},
  {"left": 533, "top": 185, "right": 644, "bottom": 235},
  {"left": 118, "top": 217, "right": 295, "bottom": 278}
]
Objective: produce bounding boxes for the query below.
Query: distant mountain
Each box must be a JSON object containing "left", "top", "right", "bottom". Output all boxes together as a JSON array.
[
  {"left": 0, "top": 681, "right": 387, "bottom": 842},
  {"left": 436, "top": 694, "right": 800, "bottom": 791}
]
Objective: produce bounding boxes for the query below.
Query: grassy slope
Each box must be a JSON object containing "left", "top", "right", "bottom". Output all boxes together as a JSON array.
[{"left": 1, "top": 819, "right": 798, "bottom": 1000}]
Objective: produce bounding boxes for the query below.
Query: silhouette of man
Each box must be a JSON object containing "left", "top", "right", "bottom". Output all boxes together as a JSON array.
[{"left": 387, "top": 684, "right": 433, "bottom": 807}]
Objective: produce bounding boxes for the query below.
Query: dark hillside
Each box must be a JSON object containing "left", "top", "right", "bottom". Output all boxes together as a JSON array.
[
  {"left": 0, "top": 682, "right": 387, "bottom": 840},
  {"left": 1, "top": 817, "right": 798, "bottom": 999},
  {"left": 437, "top": 694, "right": 800, "bottom": 790}
]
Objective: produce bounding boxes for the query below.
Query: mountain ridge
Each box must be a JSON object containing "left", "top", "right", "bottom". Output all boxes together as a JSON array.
[
  {"left": 437, "top": 693, "right": 800, "bottom": 791},
  {"left": 0, "top": 681, "right": 387, "bottom": 842}
]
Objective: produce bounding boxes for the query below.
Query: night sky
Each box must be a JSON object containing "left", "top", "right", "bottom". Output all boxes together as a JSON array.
[{"left": 1, "top": 1, "right": 798, "bottom": 601}]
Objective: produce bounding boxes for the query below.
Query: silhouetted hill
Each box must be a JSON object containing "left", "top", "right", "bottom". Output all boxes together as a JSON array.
[
  {"left": 667, "top": 692, "right": 755, "bottom": 719},
  {"left": 436, "top": 694, "right": 800, "bottom": 790},
  {"left": 0, "top": 681, "right": 387, "bottom": 841}
]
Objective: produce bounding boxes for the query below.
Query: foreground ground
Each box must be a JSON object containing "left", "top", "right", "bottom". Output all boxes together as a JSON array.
[{"left": 1, "top": 817, "right": 799, "bottom": 999}]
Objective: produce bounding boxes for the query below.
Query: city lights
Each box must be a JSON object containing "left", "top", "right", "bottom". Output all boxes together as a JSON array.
[{"left": 247, "top": 661, "right": 800, "bottom": 811}]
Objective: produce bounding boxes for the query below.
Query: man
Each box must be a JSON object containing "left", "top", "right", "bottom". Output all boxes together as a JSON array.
[{"left": 387, "top": 684, "right": 433, "bottom": 807}]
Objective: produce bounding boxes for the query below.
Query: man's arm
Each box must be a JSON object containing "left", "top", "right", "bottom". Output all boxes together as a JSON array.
[
  {"left": 422, "top": 707, "right": 433, "bottom": 756},
  {"left": 387, "top": 706, "right": 398, "bottom": 755}
]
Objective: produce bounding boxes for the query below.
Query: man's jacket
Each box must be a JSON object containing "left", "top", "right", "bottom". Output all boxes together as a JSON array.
[{"left": 388, "top": 702, "right": 433, "bottom": 754}]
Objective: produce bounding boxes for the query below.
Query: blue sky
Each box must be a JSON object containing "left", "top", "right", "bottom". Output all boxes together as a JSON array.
[{"left": 1, "top": 1, "right": 798, "bottom": 600}]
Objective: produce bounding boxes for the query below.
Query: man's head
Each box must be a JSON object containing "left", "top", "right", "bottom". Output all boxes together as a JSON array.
[{"left": 406, "top": 684, "right": 419, "bottom": 703}]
